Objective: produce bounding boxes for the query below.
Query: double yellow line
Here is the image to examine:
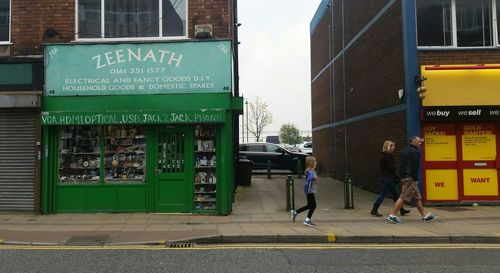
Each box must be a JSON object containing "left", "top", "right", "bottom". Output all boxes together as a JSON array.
[{"left": 1, "top": 243, "right": 500, "bottom": 251}]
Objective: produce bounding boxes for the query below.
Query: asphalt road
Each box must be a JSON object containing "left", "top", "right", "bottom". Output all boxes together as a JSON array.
[{"left": 1, "top": 244, "right": 500, "bottom": 273}]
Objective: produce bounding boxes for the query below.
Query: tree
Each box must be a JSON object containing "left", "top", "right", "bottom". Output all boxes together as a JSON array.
[
  {"left": 247, "top": 96, "right": 273, "bottom": 142},
  {"left": 279, "top": 123, "right": 302, "bottom": 145}
]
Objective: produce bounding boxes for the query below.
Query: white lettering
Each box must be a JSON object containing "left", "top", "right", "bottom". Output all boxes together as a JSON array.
[
  {"left": 104, "top": 51, "right": 115, "bottom": 66},
  {"left": 92, "top": 48, "right": 184, "bottom": 69},
  {"left": 116, "top": 49, "right": 125, "bottom": 63},
  {"left": 143, "top": 49, "right": 157, "bottom": 62},
  {"left": 168, "top": 52, "right": 183, "bottom": 67},
  {"left": 92, "top": 55, "right": 105, "bottom": 69},
  {"left": 128, "top": 48, "right": 141, "bottom": 61}
]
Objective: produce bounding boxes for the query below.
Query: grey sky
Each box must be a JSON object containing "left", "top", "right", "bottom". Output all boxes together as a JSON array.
[{"left": 238, "top": 0, "right": 322, "bottom": 139}]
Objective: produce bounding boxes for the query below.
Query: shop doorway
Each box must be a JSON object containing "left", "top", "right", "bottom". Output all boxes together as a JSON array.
[
  {"left": 152, "top": 127, "right": 193, "bottom": 212},
  {"left": 422, "top": 123, "right": 500, "bottom": 203}
]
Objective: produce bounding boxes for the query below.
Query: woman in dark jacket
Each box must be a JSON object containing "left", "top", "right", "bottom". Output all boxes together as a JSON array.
[{"left": 370, "top": 140, "right": 410, "bottom": 217}]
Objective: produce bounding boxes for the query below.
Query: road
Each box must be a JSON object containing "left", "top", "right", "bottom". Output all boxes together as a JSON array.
[{"left": 1, "top": 244, "right": 499, "bottom": 273}]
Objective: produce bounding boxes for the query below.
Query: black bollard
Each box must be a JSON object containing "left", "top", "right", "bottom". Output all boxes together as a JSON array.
[
  {"left": 267, "top": 159, "right": 271, "bottom": 179},
  {"left": 344, "top": 173, "right": 354, "bottom": 209},
  {"left": 296, "top": 159, "right": 302, "bottom": 179},
  {"left": 285, "top": 175, "right": 295, "bottom": 211}
]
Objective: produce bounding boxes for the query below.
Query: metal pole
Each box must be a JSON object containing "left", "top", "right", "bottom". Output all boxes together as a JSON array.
[
  {"left": 344, "top": 173, "right": 354, "bottom": 209},
  {"left": 296, "top": 159, "right": 302, "bottom": 179},
  {"left": 267, "top": 159, "right": 271, "bottom": 179},
  {"left": 285, "top": 175, "right": 295, "bottom": 211},
  {"left": 241, "top": 113, "right": 244, "bottom": 143},
  {"left": 285, "top": 176, "right": 290, "bottom": 211},
  {"left": 245, "top": 101, "right": 249, "bottom": 142}
]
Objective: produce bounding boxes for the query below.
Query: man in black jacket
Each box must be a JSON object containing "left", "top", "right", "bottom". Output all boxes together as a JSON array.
[{"left": 387, "top": 136, "right": 436, "bottom": 224}]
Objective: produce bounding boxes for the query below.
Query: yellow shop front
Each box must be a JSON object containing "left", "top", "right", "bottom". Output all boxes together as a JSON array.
[{"left": 420, "top": 65, "right": 500, "bottom": 204}]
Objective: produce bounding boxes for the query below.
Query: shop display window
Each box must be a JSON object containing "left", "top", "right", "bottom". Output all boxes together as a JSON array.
[
  {"left": 58, "top": 125, "right": 146, "bottom": 184},
  {"left": 104, "top": 126, "right": 146, "bottom": 183},
  {"left": 59, "top": 126, "right": 100, "bottom": 184}
]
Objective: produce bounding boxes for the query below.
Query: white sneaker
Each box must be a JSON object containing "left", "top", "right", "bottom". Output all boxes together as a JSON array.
[
  {"left": 422, "top": 213, "right": 436, "bottom": 223},
  {"left": 303, "top": 219, "right": 316, "bottom": 227},
  {"left": 387, "top": 215, "right": 402, "bottom": 224}
]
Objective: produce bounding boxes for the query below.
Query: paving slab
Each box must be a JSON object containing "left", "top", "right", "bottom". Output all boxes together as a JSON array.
[{"left": 1, "top": 175, "right": 500, "bottom": 245}]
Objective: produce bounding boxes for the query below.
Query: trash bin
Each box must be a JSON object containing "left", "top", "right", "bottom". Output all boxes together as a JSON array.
[{"left": 237, "top": 159, "right": 253, "bottom": 186}]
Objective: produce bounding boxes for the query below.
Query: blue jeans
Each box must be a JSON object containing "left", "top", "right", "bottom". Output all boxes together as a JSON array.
[{"left": 372, "top": 177, "right": 400, "bottom": 212}]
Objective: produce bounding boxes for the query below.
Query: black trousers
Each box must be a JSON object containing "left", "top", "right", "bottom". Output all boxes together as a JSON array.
[{"left": 296, "top": 193, "right": 316, "bottom": 219}]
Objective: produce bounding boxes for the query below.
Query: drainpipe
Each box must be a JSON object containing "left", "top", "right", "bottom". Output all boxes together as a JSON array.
[{"left": 232, "top": 0, "right": 240, "bottom": 198}]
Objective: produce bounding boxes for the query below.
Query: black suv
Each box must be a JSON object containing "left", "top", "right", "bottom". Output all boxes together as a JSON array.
[{"left": 239, "top": 143, "right": 308, "bottom": 173}]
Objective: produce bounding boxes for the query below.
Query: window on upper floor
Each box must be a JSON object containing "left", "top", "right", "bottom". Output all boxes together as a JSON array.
[
  {"left": 417, "top": 0, "right": 500, "bottom": 48},
  {"left": 417, "top": 0, "right": 452, "bottom": 46},
  {"left": 0, "top": 0, "right": 9, "bottom": 43},
  {"left": 77, "top": 0, "right": 187, "bottom": 40},
  {"left": 497, "top": 0, "right": 500, "bottom": 45}
]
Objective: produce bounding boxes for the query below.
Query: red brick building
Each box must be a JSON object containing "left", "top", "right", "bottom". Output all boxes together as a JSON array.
[
  {"left": 0, "top": 0, "right": 239, "bottom": 212},
  {"left": 310, "top": 0, "right": 500, "bottom": 204}
]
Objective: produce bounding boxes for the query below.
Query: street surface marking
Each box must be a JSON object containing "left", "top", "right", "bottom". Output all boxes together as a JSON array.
[
  {"left": 327, "top": 231, "right": 336, "bottom": 242},
  {"left": 2, "top": 243, "right": 500, "bottom": 250}
]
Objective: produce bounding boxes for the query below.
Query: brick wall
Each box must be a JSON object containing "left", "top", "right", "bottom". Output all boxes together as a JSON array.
[
  {"left": 344, "top": 3, "right": 404, "bottom": 118},
  {"left": 314, "top": 110, "right": 407, "bottom": 188},
  {"left": 189, "top": 0, "right": 231, "bottom": 39},
  {"left": 344, "top": 0, "right": 391, "bottom": 43},
  {"left": 419, "top": 50, "right": 500, "bottom": 65},
  {"left": 310, "top": 5, "right": 332, "bottom": 77},
  {"left": 11, "top": 0, "right": 75, "bottom": 55},
  {"left": 311, "top": 68, "right": 332, "bottom": 128},
  {"left": 333, "top": 57, "right": 344, "bottom": 122},
  {"left": 9, "top": 0, "right": 232, "bottom": 56},
  {"left": 332, "top": 0, "right": 342, "bottom": 58},
  {"left": 333, "top": 125, "right": 345, "bottom": 179},
  {"left": 311, "top": 0, "right": 406, "bottom": 189},
  {"left": 346, "top": 111, "right": 406, "bottom": 192},
  {"left": 312, "top": 127, "right": 334, "bottom": 176}
]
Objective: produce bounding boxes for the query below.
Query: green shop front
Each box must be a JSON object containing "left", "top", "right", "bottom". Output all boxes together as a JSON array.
[{"left": 41, "top": 40, "right": 242, "bottom": 215}]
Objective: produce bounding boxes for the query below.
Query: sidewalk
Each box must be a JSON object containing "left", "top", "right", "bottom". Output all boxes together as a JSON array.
[{"left": 1, "top": 174, "right": 500, "bottom": 246}]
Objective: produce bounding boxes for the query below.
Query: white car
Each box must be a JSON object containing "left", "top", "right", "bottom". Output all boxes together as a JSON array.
[{"left": 300, "top": 142, "right": 313, "bottom": 155}]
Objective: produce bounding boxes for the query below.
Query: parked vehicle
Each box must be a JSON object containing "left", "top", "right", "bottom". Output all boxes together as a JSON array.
[
  {"left": 265, "top": 135, "right": 280, "bottom": 144},
  {"left": 300, "top": 142, "right": 313, "bottom": 155},
  {"left": 286, "top": 145, "right": 302, "bottom": 153},
  {"left": 239, "top": 143, "right": 307, "bottom": 173}
]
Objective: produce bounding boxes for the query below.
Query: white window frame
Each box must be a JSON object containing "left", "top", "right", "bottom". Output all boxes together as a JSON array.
[
  {"left": 75, "top": 0, "right": 188, "bottom": 42},
  {"left": 0, "top": 0, "right": 11, "bottom": 45},
  {"left": 417, "top": 0, "right": 500, "bottom": 49}
]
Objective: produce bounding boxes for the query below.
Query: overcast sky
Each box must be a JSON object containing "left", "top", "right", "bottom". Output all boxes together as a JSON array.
[{"left": 238, "top": 0, "right": 322, "bottom": 139}]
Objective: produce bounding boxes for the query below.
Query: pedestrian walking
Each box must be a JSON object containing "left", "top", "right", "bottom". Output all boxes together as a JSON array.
[
  {"left": 291, "top": 156, "right": 318, "bottom": 227},
  {"left": 370, "top": 140, "right": 410, "bottom": 217},
  {"left": 387, "top": 136, "right": 436, "bottom": 224}
]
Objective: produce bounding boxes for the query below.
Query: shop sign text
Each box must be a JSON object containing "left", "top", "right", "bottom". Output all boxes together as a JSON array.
[
  {"left": 423, "top": 106, "right": 500, "bottom": 121},
  {"left": 41, "top": 111, "right": 225, "bottom": 125},
  {"left": 45, "top": 41, "right": 232, "bottom": 96}
]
